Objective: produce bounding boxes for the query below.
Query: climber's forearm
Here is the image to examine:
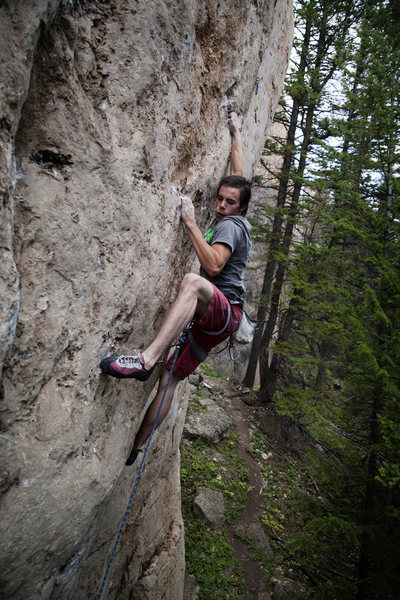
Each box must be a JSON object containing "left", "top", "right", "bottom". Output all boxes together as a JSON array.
[
  {"left": 227, "top": 112, "right": 244, "bottom": 176},
  {"left": 230, "top": 131, "right": 244, "bottom": 176},
  {"left": 185, "top": 221, "right": 231, "bottom": 277},
  {"left": 180, "top": 194, "right": 231, "bottom": 276}
]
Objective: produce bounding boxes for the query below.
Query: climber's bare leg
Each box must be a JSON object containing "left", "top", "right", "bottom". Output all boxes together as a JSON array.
[
  {"left": 132, "top": 273, "right": 213, "bottom": 449},
  {"left": 141, "top": 273, "right": 213, "bottom": 370},
  {"left": 133, "top": 368, "right": 180, "bottom": 449}
]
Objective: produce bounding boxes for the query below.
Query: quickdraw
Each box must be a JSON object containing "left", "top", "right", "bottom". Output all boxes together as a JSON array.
[{"left": 254, "top": 77, "right": 260, "bottom": 123}]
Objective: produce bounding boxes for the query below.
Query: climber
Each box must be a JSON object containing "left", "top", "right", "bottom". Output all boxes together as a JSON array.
[{"left": 100, "top": 112, "right": 252, "bottom": 463}]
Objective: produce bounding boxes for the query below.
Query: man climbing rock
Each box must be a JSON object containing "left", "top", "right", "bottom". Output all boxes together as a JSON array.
[{"left": 100, "top": 112, "right": 252, "bottom": 464}]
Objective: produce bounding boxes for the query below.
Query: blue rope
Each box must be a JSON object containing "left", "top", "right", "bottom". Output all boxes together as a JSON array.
[{"left": 96, "top": 332, "right": 186, "bottom": 600}]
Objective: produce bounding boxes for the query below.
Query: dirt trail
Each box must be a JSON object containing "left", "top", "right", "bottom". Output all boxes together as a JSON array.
[{"left": 204, "top": 376, "right": 272, "bottom": 600}]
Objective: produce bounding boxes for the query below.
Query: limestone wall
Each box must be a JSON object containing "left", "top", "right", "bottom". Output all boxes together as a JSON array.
[{"left": 0, "top": 1, "right": 293, "bottom": 598}]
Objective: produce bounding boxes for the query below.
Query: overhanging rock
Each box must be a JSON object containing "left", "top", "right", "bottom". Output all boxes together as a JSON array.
[{"left": 0, "top": 1, "right": 293, "bottom": 598}]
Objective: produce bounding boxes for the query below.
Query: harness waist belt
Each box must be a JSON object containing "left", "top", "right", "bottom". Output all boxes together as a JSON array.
[{"left": 188, "top": 303, "right": 233, "bottom": 362}]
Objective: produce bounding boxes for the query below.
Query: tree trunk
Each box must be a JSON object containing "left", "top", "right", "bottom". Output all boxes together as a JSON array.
[
  {"left": 262, "top": 293, "right": 299, "bottom": 402},
  {"left": 245, "top": 0, "right": 357, "bottom": 400},
  {"left": 259, "top": 102, "right": 316, "bottom": 397},
  {"left": 243, "top": 14, "right": 313, "bottom": 388},
  {"left": 242, "top": 99, "right": 300, "bottom": 387}
]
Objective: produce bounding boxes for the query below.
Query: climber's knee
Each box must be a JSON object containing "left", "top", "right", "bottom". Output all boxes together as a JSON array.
[
  {"left": 180, "top": 273, "right": 208, "bottom": 295},
  {"left": 180, "top": 273, "right": 213, "bottom": 311}
]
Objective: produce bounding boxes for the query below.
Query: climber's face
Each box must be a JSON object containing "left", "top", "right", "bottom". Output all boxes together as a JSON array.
[{"left": 215, "top": 185, "right": 244, "bottom": 222}]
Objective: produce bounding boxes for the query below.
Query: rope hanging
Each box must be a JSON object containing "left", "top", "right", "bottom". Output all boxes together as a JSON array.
[{"left": 96, "top": 330, "right": 187, "bottom": 600}]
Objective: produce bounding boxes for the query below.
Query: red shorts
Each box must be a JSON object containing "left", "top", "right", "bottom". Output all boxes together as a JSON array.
[{"left": 166, "top": 283, "right": 243, "bottom": 380}]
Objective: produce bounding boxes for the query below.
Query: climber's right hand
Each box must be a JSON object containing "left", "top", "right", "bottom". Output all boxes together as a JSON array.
[{"left": 227, "top": 111, "right": 240, "bottom": 136}]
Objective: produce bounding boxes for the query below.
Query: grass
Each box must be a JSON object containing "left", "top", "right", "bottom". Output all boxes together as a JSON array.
[
  {"left": 180, "top": 432, "right": 250, "bottom": 598},
  {"left": 189, "top": 390, "right": 209, "bottom": 413},
  {"left": 184, "top": 515, "right": 246, "bottom": 600},
  {"left": 181, "top": 388, "right": 314, "bottom": 597},
  {"left": 200, "top": 362, "right": 228, "bottom": 380},
  {"left": 181, "top": 372, "right": 359, "bottom": 600}
]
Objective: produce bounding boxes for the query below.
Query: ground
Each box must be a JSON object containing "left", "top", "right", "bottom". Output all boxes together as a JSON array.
[
  {"left": 181, "top": 370, "right": 310, "bottom": 600},
  {"left": 218, "top": 381, "right": 273, "bottom": 599}
]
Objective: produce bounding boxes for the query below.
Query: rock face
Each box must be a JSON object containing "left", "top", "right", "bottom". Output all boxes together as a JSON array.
[{"left": 0, "top": 1, "right": 293, "bottom": 599}]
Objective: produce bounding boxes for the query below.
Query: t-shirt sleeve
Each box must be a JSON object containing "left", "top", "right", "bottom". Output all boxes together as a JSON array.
[{"left": 210, "top": 220, "right": 241, "bottom": 253}]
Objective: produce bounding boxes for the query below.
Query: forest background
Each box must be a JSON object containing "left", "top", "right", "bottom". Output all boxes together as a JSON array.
[{"left": 241, "top": 0, "right": 400, "bottom": 597}]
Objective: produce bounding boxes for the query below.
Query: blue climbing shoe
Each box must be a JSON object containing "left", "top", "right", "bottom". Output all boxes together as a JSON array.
[{"left": 100, "top": 351, "right": 154, "bottom": 380}]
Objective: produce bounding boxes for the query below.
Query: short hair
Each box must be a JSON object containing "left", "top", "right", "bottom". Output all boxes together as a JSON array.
[{"left": 217, "top": 175, "right": 251, "bottom": 216}]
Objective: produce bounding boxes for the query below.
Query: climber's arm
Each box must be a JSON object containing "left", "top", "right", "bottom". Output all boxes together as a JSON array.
[
  {"left": 228, "top": 112, "right": 243, "bottom": 177},
  {"left": 181, "top": 196, "right": 231, "bottom": 277}
]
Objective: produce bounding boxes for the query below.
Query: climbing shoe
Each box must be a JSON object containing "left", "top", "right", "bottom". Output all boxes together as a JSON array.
[
  {"left": 100, "top": 351, "right": 154, "bottom": 380},
  {"left": 126, "top": 448, "right": 143, "bottom": 466}
]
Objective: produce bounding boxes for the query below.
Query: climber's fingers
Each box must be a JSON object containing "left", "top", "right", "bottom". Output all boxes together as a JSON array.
[
  {"left": 227, "top": 111, "right": 240, "bottom": 135},
  {"left": 180, "top": 194, "right": 195, "bottom": 225}
]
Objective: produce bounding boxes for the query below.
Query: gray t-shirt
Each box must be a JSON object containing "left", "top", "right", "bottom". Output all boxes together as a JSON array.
[{"left": 200, "top": 215, "right": 251, "bottom": 304}]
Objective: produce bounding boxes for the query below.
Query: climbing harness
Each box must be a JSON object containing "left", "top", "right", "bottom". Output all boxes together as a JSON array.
[
  {"left": 188, "top": 301, "right": 232, "bottom": 363},
  {"left": 189, "top": 302, "right": 258, "bottom": 363},
  {"left": 96, "top": 328, "right": 188, "bottom": 600},
  {"left": 254, "top": 77, "right": 260, "bottom": 123},
  {"left": 189, "top": 301, "right": 244, "bottom": 363}
]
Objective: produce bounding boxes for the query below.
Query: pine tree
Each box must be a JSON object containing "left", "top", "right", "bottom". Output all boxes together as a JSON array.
[
  {"left": 246, "top": 0, "right": 400, "bottom": 596},
  {"left": 243, "top": 0, "right": 361, "bottom": 393}
]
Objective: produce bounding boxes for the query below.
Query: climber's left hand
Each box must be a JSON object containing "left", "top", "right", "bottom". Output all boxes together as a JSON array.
[{"left": 180, "top": 195, "right": 196, "bottom": 226}]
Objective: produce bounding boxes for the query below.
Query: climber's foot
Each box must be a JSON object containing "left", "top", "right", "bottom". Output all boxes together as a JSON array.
[
  {"left": 100, "top": 351, "right": 154, "bottom": 380},
  {"left": 126, "top": 448, "right": 143, "bottom": 466}
]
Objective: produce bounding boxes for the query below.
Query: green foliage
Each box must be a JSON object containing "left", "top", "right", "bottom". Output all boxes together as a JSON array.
[
  {"left": 251, "top": 174, "right": 264, "bottom": 185},
  {"left": 247, "top": 0, "right": 400, "bottom": 596},
  {"left": 180, "top": 432, "right": 250, "bottom": 598},
  {"left": 201, "top": 362, "right": 227, "bottom": 380},
  {"left": 184, "top": 515, "right": 246, "bottom": 600},
  {"left": 188, "top": 391, "right": 209, "bottom": 413},
  {"left": 249, "top": 431, "right": 362, "bottom": 598}
]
